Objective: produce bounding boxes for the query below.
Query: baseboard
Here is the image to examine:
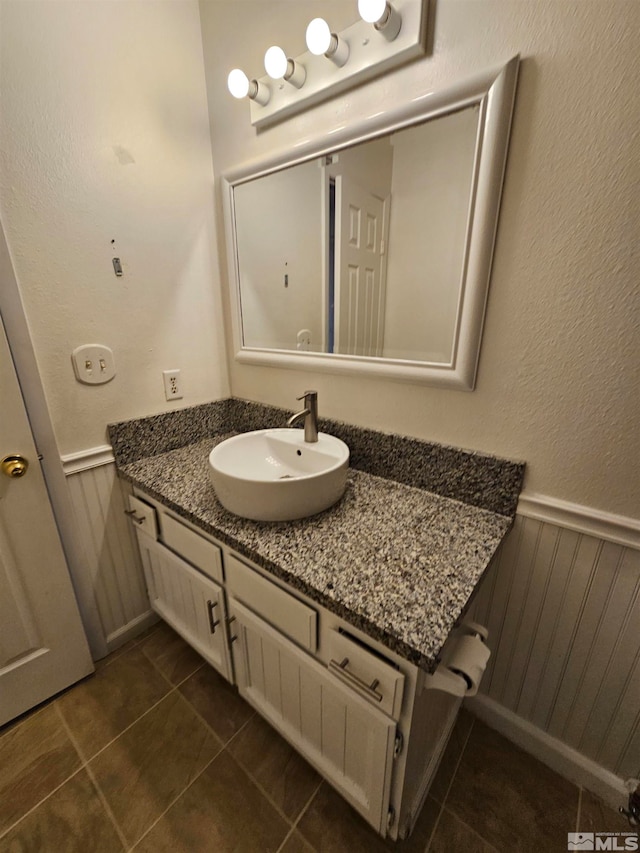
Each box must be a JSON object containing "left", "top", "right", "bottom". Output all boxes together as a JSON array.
[
  {"left": 104, "top": 611, "right": 159, "bottom": 657},
  {"left": 465, "top": 693, "right": 628, "bottom": 811},
  {"left": 517, "top": 492, "right": 640, "bottom": 550}
]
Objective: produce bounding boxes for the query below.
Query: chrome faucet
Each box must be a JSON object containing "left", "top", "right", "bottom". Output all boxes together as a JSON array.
[{"left": 286, "top": 390, "right": 318, "bottom": 443}]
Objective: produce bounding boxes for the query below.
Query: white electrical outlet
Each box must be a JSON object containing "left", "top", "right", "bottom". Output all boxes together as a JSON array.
[{"left": 162, "top": 369, "right": 183, "bottom": 401}]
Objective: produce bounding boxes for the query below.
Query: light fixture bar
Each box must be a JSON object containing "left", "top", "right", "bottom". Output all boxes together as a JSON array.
[{"left": 249, "top": 0, "right": 427, "bottom": 128}]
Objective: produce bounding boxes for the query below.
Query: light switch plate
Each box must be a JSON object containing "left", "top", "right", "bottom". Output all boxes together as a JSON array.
[{"left": 72, "top": 344, "right": 116, "bottom": 385}]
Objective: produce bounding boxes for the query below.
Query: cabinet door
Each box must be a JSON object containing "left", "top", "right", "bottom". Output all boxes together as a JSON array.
[
  {"left": 229, "top": 598, "right": 396, "bottom": 835},
  {"left": 136, "top": 533, "right": 232, "bottom": 682}
]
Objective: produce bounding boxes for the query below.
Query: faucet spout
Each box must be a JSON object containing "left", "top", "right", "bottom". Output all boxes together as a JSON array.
[
  {"left": 286, "top": 409, "right": 309, "bottom": 429},
  {"left": 286, "top": 391, "right": 318, "bottom": 442}
]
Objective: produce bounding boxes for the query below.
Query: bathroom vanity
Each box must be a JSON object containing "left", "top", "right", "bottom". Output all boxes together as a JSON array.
[{"left": 110, "top": 398, "right": 524, "bottom": 840}]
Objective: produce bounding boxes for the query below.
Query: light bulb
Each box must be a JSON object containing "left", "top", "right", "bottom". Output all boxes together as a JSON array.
[
  {"left": 227, "top": 68, "right": 249, "bottom": 99},
  {"left": 306, "top": 18, "right": 332, "bottom": 55},
  {"left": 358, "top": 0, "right": 387, "bottom": 24},
  {"left": 358, "top": 0, "right": 401, "bottom": 41},
  {"left": 226, "top": 68, "right": 270, "bottom": 106},
  {"left": 305, "top": 17, "right": 349, "bottom": 67},
  {"left": 264, "top": 45, "right": 288, "bottom": 79}
]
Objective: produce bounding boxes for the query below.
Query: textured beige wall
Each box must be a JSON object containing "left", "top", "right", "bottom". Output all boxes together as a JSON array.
[
  {"left": 0, "top": 1, "right": 230, "bottom": 455},
  {"left": 200, "top": 0, "right": 640, "bottom": 518}
]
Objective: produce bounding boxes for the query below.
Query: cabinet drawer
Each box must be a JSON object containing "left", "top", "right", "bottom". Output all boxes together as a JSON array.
[
  {"left": 226, "top": 554, "right": 317, "bottom": 653},
  {"left": 160, "top": 513, "right": 224, "bottom": 584},
  {"left": 126, "top": 495, "right": 158, "bottom": 539},
  {"left": 327, "top": 630, "right": 405, "bottom": 720}
]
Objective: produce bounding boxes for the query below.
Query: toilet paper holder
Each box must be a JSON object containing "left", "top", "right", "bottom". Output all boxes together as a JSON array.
[{"left": 427, "top": 621, "right": 491, "bottom": 698}]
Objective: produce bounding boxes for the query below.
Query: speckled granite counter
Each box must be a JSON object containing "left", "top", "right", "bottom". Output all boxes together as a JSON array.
[{"left": 110, "top": 399, "right": 525, "bottom": 673}]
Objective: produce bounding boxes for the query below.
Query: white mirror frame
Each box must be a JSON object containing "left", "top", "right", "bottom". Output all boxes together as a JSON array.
[{"left": 223, "top": 56, "right": 519, "bottom": 390}]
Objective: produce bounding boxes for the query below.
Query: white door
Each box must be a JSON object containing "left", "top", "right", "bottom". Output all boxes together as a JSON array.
[
  {"left": 334, "top": 177, "right": 389, "bottom": 357},
  {"left": 0, "top": 316, "right": 93, "bottom": 725}
]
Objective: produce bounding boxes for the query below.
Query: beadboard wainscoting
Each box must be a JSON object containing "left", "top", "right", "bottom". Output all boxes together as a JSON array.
[
  {"left": 61, "top": 448, "right": 156, "bottom": 653},
  {"left": 61, "top": 446, "right": 638, "bottom": 808},
  {"left": 467, "top": 509, "right": 640, "bottom": 808}
]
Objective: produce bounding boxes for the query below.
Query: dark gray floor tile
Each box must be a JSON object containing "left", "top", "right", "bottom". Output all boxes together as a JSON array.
[
  {"left": 133, "top": 751, "right": 289, "bottom": 852},
  {"left": 138, "top": 622, "right": 204, "bottom": 685},
  {"left": 178, "top": 663, "right": 254, "bottom": 743},
  {"left": 56, "top": 646, "right": 170, "bottom": 759},
  {"left": 0, "top": 769, "right": 123, "bottom": 852},
  {"left": 89, "top": 692, "right": 220, "bottom": 845},
  {"left": 0, "top": 705, "right": 81, "bottom": 835},
  {"left": 446, "top": 720, "right": 579, "bottom": 852},
  {"left": 228, "top": 714, "right": 321, "bottom": 821}
]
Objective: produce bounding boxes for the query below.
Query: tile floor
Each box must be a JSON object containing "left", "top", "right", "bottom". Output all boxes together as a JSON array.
[{"left": 0, "top": 622, "right": 632, "bottom": 852}]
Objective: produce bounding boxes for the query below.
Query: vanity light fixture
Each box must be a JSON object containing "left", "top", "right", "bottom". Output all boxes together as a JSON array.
[
  {"left": 305, "top": 18, "right": 350, "bottom": 67},
  {"left": 264, "top": 45, "right": 306, "bottom": 89},
  {"left": 229, "top": 0, "right": 427, "bottom": 127},
  {"left": 227, "top": 68, "right": 270, "bottom": 105},
  {"left": 358, "top": 0, "right": 402, "bottom": 41}
]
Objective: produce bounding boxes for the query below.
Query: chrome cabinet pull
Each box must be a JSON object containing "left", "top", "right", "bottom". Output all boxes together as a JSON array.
[
  {"left": 206, "top": 600, "right": 220, "bottom": 634},
  {"left": 328, "top": 657, "right": 384, "bottom": 703},
  {"left": 124, "top": 509, "right": 145, "bottom": 525},
  {"left": 227, "top": 614, "right": 238, "bottom": 643}
]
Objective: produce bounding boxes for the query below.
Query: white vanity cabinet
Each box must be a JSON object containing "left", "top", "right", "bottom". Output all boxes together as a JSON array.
[
  {"left": 130, "top": 497, "right": 232, "bottom": 681},
  {"left": 229, "top": 598, "right": 397, "bottom": 833},
  {"left": 127, "top": 489, "right": 467, "bottom": 840}
]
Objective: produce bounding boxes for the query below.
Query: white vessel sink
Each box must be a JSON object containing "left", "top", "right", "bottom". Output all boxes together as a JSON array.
[{"left": 209, "top": 429, "right": 350, "bottom": 522}]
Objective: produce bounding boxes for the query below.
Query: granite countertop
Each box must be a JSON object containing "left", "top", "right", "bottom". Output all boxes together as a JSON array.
[{"left": 118, "top": 431, "right": 515, "bottom": 673}]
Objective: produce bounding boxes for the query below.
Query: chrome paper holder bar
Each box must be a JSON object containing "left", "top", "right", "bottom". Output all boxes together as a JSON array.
[{"left": 328, "top": 657, "right": 384, "bottom": 703}]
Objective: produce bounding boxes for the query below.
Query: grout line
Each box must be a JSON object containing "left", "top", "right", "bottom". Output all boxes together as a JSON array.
[
  {"left": 83, "top": 756, "right": 131, "bottom": 851},
  {"left": 576, "top": 787, "right": 583, "bottom": 833},
  {"left": 434, "top": 805, "right": 500, "bottom": 853},
  {"left": 424, "top": 717, "right": 476, "bottom": 851},
  {"left": 55, "top": 704, "right": 130, "bottom": 851},
  {"left": 424, "top": 799, "right": 445, "bottom": 853},
  {"left": 0, "top": 763, "right": 86, "bottom": 841},
  {"left": 274, "top": 777, "right": 325, "bottom": 852},
  {"left": 61, "top": 689, "right": 176, "bottom": 766},
  {"left": 438, "top": 715, "right": 475, "bottom": 808},
  {"left": 128, "top": 749, "right": 221, "bottom": 850}
]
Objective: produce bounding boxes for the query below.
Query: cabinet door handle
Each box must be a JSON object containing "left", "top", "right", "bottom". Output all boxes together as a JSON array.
[
  {"left": 207, "top": 600, "right": 221, "bottom": 634},
  {"left": 328, "top": 657, "right": 384, "bottom": 703},
  {"left": 226, "top": 614, "right": 238, "bottom": 643},
  {"left": 124, "top": 509, "right": 145, "bottom": 525}
]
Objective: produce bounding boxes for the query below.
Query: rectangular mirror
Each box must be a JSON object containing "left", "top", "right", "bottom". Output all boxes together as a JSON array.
[{"left": 223, "top": 57, "right": 519, "bottom": 390}]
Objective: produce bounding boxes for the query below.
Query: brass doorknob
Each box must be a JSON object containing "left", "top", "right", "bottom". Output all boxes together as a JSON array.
[{"left": 1, "top": 455, "right": 29, "bottom": 478}]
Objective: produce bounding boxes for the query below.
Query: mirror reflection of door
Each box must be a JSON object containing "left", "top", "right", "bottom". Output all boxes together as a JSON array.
[{"left": 333, "top": 176, "right": 389, "bottom": 357}]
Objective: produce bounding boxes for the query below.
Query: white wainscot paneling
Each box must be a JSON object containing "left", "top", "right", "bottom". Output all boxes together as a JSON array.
[
  {"left": 467, "top": 511, "right": 640, "bottom": 808},
  {"left": 63, "top": 451, "right": 155, "bottom": 654}
]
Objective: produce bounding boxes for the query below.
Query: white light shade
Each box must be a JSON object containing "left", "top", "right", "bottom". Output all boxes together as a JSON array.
[
  {"left": 264, "top": 45, "right": 288, "bottom": 79},
  {"left": 358, "top": 0, "right": 387, "bottom": 24},
  {"left": 306, "top": 18, "right": 332, "bottom": 55},
  {"left": 227, "top": 68, "right": 250, "bottom": 99}
]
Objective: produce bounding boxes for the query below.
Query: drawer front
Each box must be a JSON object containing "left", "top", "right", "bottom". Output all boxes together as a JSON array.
[
  {"left": 327, "top": 630, "right": 405, "bottom": 720},
  {"left": 126, "top": 495, "right": 158, "bottom": 539},
  {"left": 161, "top": 513, "right": 224, "bottom": 584},
  {"left": 226, "top": 554, "right": 317, "bottom": 653}
]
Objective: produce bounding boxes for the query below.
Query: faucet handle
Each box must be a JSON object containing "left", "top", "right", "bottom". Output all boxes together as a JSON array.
[{"left": 296, "top": 390, "right": 317, "bottom": 401}]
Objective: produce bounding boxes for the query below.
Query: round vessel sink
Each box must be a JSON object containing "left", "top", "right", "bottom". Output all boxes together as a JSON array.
[{"left": 209, "top": 429, "right": 350, "bottom": 522}]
